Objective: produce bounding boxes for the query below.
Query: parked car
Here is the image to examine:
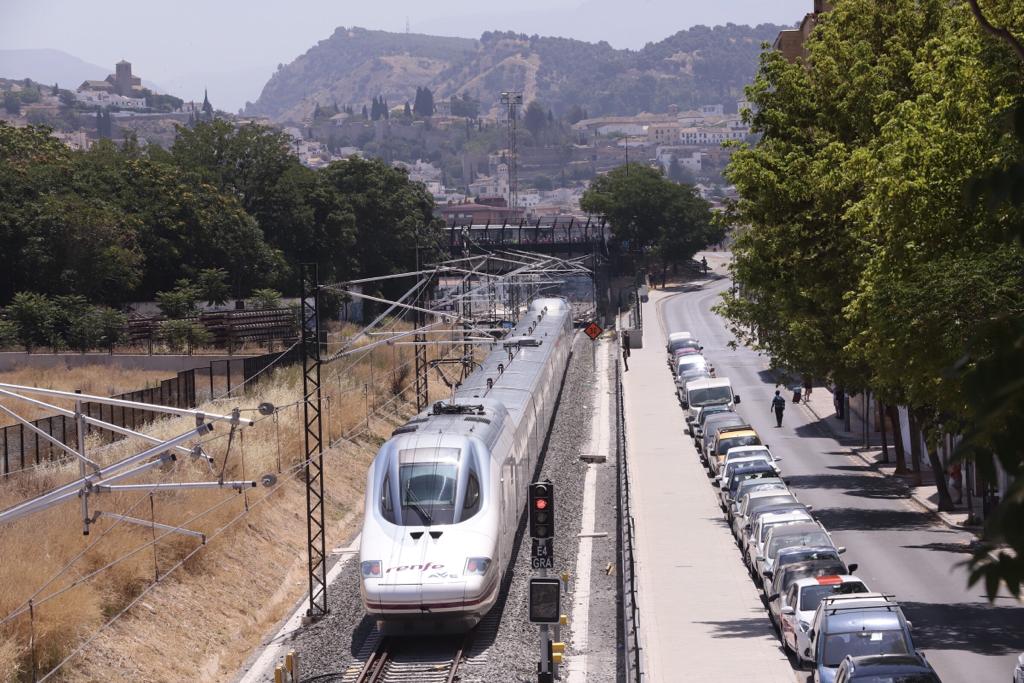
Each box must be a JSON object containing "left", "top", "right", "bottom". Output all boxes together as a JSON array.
[
  {"left": 666, "top": 332, "right": 699, "bottom": 365},
  {"left": 690, "top": 403, "right": 733, "bottom": 438},
  {"left": 676, "top": 364, "right": 714, "bottom": 403},
  {"left": 766, "top": 558, "right": 854, "bottom": 628},
  {"left": 760, "top": 543, "right": 844, "bottom": 595},
  {"left": 727, "top": 478, "right": 789, "bottom": 523},
  {"left": 708, "top": 427, "right": 762, "bottom": 475},
  {"left": 758, "top": 522, "right": 838, "bottom": 587},
  {"left": 745, "top": 509, "right": 815, "bottom": 578},
  {"left": 779, "top": 575, "right": 870, "bottom": 667},
  {"left": 717, "top": 461, "right": 780, "bottom": 510},
  {"left": 805, "top": 593, "right": 918, "bottom": 683},
  {"left": 732, "top": 488, "right": 798, "bottom": 539},
  {"left": 683, "top": 376, "right": 740, "bottom": 427},
  {"left": 670, "top": 345, "right": 703, "bottom": 366},
  {"left": 700, "top": 413, "right": 748, "bottom": 458},
  {"left": 722, "top": 445, "right": 781, "bottom": 473},
  {"left": 834, "top": 653, "right": 940, "bottom": 682}
]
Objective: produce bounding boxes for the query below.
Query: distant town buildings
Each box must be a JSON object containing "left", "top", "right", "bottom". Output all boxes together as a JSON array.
[{"left": 77, "top": 60, "right": 144, "bottom": 97}]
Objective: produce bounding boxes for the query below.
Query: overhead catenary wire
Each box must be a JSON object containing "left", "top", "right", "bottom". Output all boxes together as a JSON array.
[{"left": 3, "top": 248, "right": 590, "bottom": 679}]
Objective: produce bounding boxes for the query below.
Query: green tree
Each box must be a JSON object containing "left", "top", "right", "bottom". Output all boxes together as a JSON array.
[
  {"left": 250, "top": 288, "right": 283, "bottom": 309},
  {"left": 0, "top": 319, "right": 17, "bottom": 348},
  {"left": 4, "top": 92, "right": 21, "bottom": 115},
  {"left": 7, "top": 292, "right": 56, "bottom": 351},
  {"left": 195, "top": 267, "right": 231, "bottom": 306},
  {"left": 159, "top": 319, "right": 211, "bottom": 353},
  {"left": 717, "top": 0, "right": 1024, "bottom": 597},
  {"left": 581, "top": 163, "right": 718, "bottom": 272},
  {"left": 523, "top": 100, "right": 547, "bottom": 139},
  {"left": 320, "top": 156, "right": 443, "bottom": 297},
  {"left": 155, "top": 281, "right": 200, "bottom": 319}
]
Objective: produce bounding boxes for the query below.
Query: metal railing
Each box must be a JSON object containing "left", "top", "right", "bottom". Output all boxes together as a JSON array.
[{"left": 615, "top": 342, "right": 643, "bottom": 681}]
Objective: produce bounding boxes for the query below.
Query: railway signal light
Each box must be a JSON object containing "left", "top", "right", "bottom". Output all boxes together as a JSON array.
[{"left": 529, "top": 480, "right": 554, "bottom": 539}]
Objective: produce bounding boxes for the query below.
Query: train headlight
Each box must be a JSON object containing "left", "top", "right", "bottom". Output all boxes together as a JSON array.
[
  {"left": 464, "top": 557, "right": 491, "bottom": 575},
  {"left": 361, "top": 560, "right": 382, "bottom": 577}
]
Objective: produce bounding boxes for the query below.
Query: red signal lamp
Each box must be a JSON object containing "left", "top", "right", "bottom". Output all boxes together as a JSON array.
[{"left": 535, "top": 499, "right": 548, "bottom": 510}]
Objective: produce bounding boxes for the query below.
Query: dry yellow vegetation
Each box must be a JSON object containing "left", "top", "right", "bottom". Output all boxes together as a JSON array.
[
  {"left": 0, "top": 366, "right": 173, "bottom": 426},
  {"left": 0, "top": 322, "right": 471, "bottom": 681}
]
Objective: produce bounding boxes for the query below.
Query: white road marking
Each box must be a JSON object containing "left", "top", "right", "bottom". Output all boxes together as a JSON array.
[
  {"left": 236, "top": 534, "right": 361, "bottom": 683},
  {"left": 566, "top": 340, "right": 610, "bottom": 682}
]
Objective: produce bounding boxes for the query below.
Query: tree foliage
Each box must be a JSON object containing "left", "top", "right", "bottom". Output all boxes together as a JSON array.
[
  {"left": 718, "top": 0, "right": 1024, "bottom": 596},
  {"left": 581, "top": 163, "right": 719, "bottom": 270},
  {"left": 1, "top": 119, "right": 436, "bottom": 311}
]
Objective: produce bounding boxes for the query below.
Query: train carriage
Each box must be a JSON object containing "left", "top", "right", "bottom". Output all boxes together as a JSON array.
[{"left": 359, "top": 297, "right": 573, "bottom": 631}]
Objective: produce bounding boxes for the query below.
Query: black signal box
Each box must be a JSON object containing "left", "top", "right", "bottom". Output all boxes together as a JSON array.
[{"left": 529, "top": 577, "right": 561, "bottom": 624}]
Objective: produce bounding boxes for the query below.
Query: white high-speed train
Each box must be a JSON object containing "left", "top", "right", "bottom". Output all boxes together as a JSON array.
[{"left": 359, "top": 297, "right": 573, "bottom": 631}]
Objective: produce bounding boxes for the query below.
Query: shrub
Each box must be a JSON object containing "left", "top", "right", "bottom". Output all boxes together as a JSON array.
[
  {"left": 155, "top": 281, "right": 200, "bottom": 319},
  {"left": 7, "top": 291, "right": 57, "bottom": 351},
  {"left": 0, "top": 319, "right": 17, "bottom": 348},
  {"left": 159, "top": 319, "right": 211, "bottom": 353},
  {"left": 249, "top": 288, "right": 283, "bottom": 310}
]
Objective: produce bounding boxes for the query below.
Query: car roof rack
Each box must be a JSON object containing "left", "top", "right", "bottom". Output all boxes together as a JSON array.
[{"left": 823, "top": 593, "right": 898, "bottom": 614}]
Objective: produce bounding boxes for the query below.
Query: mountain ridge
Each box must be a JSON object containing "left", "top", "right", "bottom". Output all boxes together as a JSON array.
[{"left": 246, "top": 23, "right": 784, "bottom": 123}]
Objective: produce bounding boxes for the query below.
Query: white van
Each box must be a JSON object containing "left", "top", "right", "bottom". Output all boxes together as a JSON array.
[{"left": 683, "top": 377, "right": 740, "bottom": 425}]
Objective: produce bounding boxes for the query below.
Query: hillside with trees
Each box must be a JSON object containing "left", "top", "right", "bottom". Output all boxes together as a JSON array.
[{"left": 246, "top": 23, "right": 786, "bottom": 122}]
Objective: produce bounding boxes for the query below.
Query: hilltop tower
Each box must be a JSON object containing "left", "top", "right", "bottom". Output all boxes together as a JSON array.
[{"left": 115, "top": 60, "right": 133, "bottom": 96}]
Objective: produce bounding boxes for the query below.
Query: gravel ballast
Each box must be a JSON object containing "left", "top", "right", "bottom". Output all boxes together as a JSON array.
[{"left": 271, "top": 332, "right": 607, "bottom": 682}]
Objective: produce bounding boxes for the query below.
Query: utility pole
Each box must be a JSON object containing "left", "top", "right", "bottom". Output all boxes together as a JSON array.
[
  {"left": 299, "top": 263, "right": 328, "bottom": 619},
  {"left": 414, "top": 235, "right": 429, "bottom": 412},
  {"left": 501, "top": 91, "right": 523, "bottom": 219}
]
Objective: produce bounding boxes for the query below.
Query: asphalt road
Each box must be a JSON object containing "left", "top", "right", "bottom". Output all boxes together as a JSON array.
[{"left": 660, "top": 259, "right": 1024, "bottom": 683}]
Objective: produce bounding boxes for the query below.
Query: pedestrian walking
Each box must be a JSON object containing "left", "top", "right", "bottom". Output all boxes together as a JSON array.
[
  {"left": 771, "top": 390, "right": 786, "bottom": 428},
  {"left": 792, "top": 384, "right": 802, "bottom": 404},
  {"left": 802, "top": 376, "right": 813, "bottom": 403},
  {"left": 948, "top": 463, "right": 963, "bottom": 505},
  {"left": 701, "top": 256, "right": 709, "bottom": 274},
  {"left": 622, "top": 331, "right": 631, "bottom": 372}
]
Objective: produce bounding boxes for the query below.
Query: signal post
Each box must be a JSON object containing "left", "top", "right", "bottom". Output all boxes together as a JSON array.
[{"left": 528, "top": 480, "right": 565, "bottom": 682}]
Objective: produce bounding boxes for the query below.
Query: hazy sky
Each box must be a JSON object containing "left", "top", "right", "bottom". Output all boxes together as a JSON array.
[{"left": 0, "top": 0, "right": 809, "bottom": 111}]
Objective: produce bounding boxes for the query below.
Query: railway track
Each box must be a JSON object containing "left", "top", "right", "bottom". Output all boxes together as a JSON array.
[{"left": 351, "top": 631, "right": 473, "bottom": 683}]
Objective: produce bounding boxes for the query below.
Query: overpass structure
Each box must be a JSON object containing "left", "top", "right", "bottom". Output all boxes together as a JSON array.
[{"left": 445, "top": 217, "right": 610, "bottom": 257}]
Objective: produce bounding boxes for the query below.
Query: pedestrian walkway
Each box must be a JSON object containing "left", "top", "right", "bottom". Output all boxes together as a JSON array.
[
  {"left": 621, "top": 289, "right": 793, "bottom": 683},
  {"left": 801, "top": 387, "right": 981, "bottom": 530}
]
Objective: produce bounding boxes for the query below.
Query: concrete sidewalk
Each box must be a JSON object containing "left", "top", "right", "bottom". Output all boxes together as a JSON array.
[
  {"left": 800, "top": 387, "right": 982, "bottom": 531},
  {"left": 621, "top": 289, "right": 793, "bottom": 683}
]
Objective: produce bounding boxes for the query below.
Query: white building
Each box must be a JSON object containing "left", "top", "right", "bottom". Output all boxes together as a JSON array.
[
  {"left": 679, "top": 127, "right": 747, "bottom": 145},
  {"left": 700, "top": 104, "right": 725, "bottom": 117},
  {"left": 656, "top": 149, "right": 702, "bottom": 174},
  {"left": 394, "top": 159, "right": 443, "bottom": 184},
  {"left": 75, "top": 90, "right": 146, "bottom": 109},
  {"left": 517, "top": 191, "right": 541, "bottom": 209},
  {"left": 468, "top": 163, "right": 509, "bottom": 202}
]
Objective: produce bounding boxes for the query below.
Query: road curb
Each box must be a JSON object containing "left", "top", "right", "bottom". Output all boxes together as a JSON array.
[{"left": 801, "top": 399, "right": 981, "bottom": 534}]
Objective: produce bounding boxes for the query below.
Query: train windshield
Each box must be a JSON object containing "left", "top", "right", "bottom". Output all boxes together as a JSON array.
[{"left": 396, "top": 448, "right": 461, "bottom": 526}]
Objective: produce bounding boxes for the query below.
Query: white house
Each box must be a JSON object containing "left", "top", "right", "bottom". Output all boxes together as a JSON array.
[
  {"left": 75, "top": 90, "right": 146, "bottom": 109},
  {"left": 679, "top": 127, "right": 746, "bottom": 145}
]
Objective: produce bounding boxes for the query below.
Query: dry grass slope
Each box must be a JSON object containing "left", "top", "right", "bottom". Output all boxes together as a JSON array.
[
  {"left": 0, "top": 366, "right": 172, "bottom": 425},
  {"left": 0, "top": 322, "right": 474, "bottom": 681}
]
